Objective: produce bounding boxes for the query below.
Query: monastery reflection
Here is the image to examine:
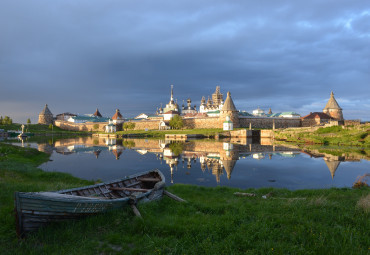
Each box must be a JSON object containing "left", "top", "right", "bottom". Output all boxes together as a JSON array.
[{"left": 30, "top": 136, "right": 369, "bottom": 184}]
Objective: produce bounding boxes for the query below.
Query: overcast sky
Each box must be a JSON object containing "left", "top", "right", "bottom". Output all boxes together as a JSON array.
[{"left": 0, "top": 0, "right": 369, "bottom": 123}]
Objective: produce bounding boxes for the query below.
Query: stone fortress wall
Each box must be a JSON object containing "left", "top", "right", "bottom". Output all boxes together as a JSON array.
[
  {"left": 54, "top": 120, "right": 107, "bottom": 132},
  {"left": 55, "top": 116, "right": 302, "bottom": 131},
  {"left": 130, "top": 120, "right": 161, "bottom": 130},
  {"left": 239, "top": 117, "right": 301, "bottom": 129}
]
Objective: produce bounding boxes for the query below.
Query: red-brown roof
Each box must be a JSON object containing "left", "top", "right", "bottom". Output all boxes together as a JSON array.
[
  {"left": 112, "top": 109, "right": 123, "bottom": 120},
  {"left": 301, "top": 112, "right": 332, "bottom": 120},
  {"left": 93, "top": 108, "right": 102, "bottom": 117}
]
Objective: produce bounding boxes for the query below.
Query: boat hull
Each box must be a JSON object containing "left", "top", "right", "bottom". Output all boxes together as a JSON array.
[{"left": 15, "top": 169, "right": 165, "bottom": 237}]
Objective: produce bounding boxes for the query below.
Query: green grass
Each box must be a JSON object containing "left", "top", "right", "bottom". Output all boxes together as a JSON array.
[
  {"left": 275, "top": 124, "right": 370, "bottom": 147},
  {"left": 0, "top": 123, "right": 88, "bottom": 135},
  {"left": 0, "top": 143, "right": 369, "bottom": 254}
]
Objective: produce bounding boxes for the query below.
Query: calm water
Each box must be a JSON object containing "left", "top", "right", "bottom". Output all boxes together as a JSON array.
[{"left": 9, "top": 136, "right": 370, "bottom": 190}]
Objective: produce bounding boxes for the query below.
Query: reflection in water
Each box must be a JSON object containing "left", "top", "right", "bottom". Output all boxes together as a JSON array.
[{"left": 8, "top": 136, "right": 370, "bottom": 189}]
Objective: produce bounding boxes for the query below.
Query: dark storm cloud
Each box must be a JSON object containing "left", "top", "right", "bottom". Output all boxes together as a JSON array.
[{"left": 0, "top": 0, "right": 369, "bottom": 122}]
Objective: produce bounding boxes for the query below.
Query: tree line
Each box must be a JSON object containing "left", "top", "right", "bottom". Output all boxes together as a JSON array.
[
  {"left": 0, "top": 116, "right": 13, "bottom": 125},
  {"left": 0, "top": 117, "right": 33, "bottom": 125}
]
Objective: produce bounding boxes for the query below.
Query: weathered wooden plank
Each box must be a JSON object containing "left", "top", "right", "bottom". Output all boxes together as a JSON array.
[
  {"left": 97, "top": 186, "right": 108, "bottom": 198},
  {"left": 138, "top": 178, "right": 161, "bottom": 182},
  {"left": 126, "top": 181, "right": 141, "bottom": 188},
  {"left": 109, "top": 187, "right": 150, "bottom": 192},
  {"left": 130, "top": 204, "right": 142, "bottom": 217},
  {"left": 163, "top": 190, "right": 187, "bottom": 203},
  {"left": 234, "top": 192, "right": 256, "bottom": 197}
]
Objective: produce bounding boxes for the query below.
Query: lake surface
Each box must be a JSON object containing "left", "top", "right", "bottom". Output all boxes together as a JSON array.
[{"left": 8, "top": 136, "right": 370, "bottom": 190}]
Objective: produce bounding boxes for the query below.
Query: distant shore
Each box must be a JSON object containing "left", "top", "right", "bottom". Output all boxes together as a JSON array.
[
  {"left": 274, "top": 123, "right": 370, "bottom": 147},
  {"left": 0, "top": 123, "right": 89, "bottom": 136}
]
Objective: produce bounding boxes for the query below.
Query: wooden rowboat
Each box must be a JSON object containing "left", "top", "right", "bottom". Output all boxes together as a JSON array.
[{"left": 15, "top": 169, "right": 166, "bottom": 237}]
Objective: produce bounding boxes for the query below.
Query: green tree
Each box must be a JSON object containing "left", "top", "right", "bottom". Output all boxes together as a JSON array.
[
  {"left": 169, "top": 115, "right": 184, "bottom": 130},
  {"left": 123, "top": 122, "right": 136, "bottom": 131},
  {"left": 128, "top": 122, "right": 136, "bottom": 130},
  {"left": 123, "top": 141, "right": 135, "bottom": 148},
  {"left": 27, "top": 118, "right": 31, "bottom": 125},
  {"left": 48, "top": 124, "right": 53, "bottom": 130},
  {"left": 2, "top": 116, "right": 12, "bottom": 125},
  {"left": 0, "top": 116, "right": 3, "bottom": 125},
  {"left": 93, "top": 124, "right": 99, "bottom": 130},
  {"left": 3, "top": 116, "right": 9, "bottom": 125},
  {"left": 169, "top": 142, "right": 184, "bottom": 156},
  {"left": 123, "top": 122, "right": 129, "bottom": 131}
]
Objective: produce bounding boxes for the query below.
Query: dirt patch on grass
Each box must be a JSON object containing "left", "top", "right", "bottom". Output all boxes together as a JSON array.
[
  {"left": 309, "top": 196, "right": 328, "bottom": 206},
  {"left": 356, "top": 194, "right": 370, "bottom": 213}
]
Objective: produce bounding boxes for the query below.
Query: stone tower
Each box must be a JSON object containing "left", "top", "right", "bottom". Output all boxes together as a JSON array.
[
  {"left": 323, "top": 92, "right": 343, "bottom": 120},
  {"left": 212, "top": 86, "right": 224, "bottom": 106},
  {"left": 220, "top": 91, "right": 239, "bottom": 128},
  {"left": 38, "top": 104, "right": 53, "bottom": 124}
]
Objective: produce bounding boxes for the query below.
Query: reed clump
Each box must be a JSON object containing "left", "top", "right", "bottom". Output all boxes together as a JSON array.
[{"left": 352, "top": 173, "right": 370, "bottom": 189}]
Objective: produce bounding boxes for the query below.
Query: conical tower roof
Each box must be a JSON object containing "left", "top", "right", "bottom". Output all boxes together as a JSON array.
[
  {"left": 93, "top": 108, "right": 102, "bottom": 117},
  {"left": 223, "top": 159, "right": 237, "bottom": 179},
  {"left": 112, "top": 109, "right": 123, "bottom": 120},
  {"left": 324, "top": 159, "right": 341, "bottom": 179},
  {"left": 324, "top": 92, "right": 342, "bottom": 110},
  {"left": 221, "top": 92, "right": 237, "bottom": 111},
  {"left": 39, "top": 104, "right": 52, "bottom": 115},
  {"left": 112, "top": 149, "right": 122, "bottom": 160}
]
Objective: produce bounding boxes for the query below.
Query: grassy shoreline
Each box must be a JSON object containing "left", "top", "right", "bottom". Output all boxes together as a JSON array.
[
  {"left": 0, "top": 143, "right": 369, "bottom": 254},
  {"left": 0, "top": 123, "right": 89, "bottom": 136},
  {"left": 274, "top": 124, "right": 370, "bottom": 147}
]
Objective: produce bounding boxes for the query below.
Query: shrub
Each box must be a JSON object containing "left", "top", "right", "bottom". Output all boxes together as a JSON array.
[
  {"left": 123, "top": 122, "right": 136, "bottom": 131},
  {"left": 316, "top": 126, "right": 342, "bottom": 134}
]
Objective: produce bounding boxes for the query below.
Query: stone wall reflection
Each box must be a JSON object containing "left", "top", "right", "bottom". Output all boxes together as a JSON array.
[{"left": 28, "top": 136, "right": 370, "bottom": 184}]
